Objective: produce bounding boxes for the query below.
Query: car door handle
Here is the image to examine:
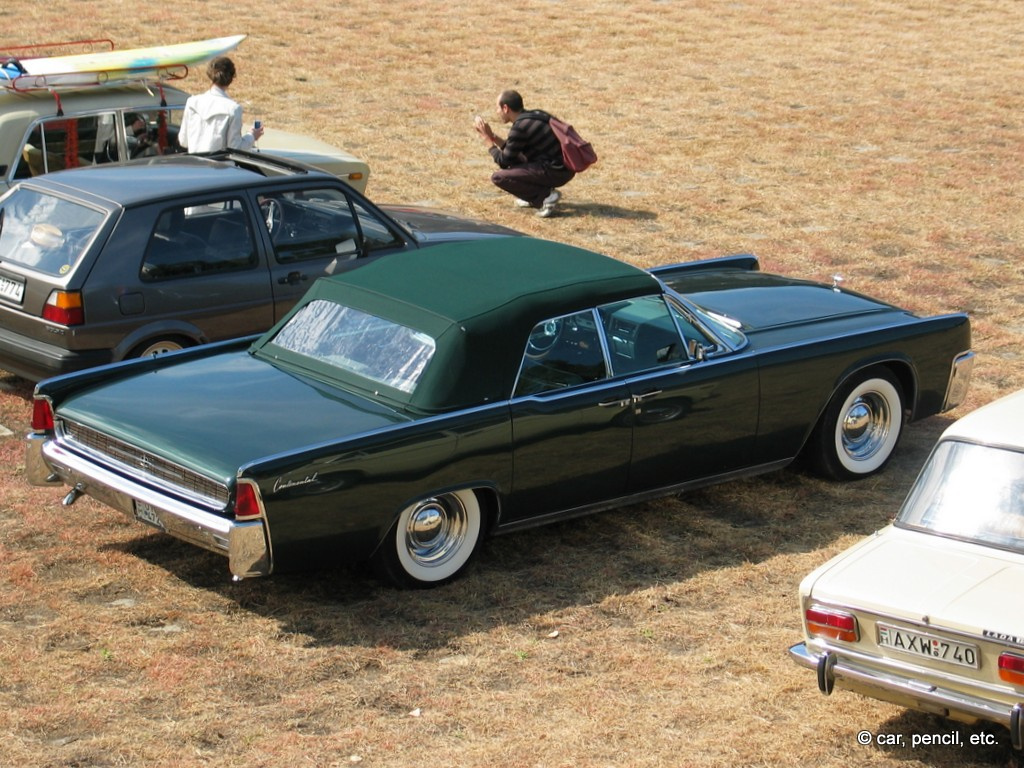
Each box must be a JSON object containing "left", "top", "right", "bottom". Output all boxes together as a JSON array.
[
  {"left": 598, "top": 397, "right": 631, "bottom": 408},
  {"left": 278, "top": 271, "right": 309, "bottom": 286},
  {"left": 632, "top": 389, "right": 663, "bottom": 404}
]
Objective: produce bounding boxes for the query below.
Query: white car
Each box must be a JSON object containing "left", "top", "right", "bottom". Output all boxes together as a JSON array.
[
  {"left": 0, "top": 80, "right": 369, "bottom": 192},
  {"left": 790, "top": 388, "right": 1024, "bottom": 752}
]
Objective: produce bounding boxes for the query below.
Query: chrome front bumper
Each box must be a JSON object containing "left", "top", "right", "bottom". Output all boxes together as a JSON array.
[
  {"left": 944, "top": 350, "right": 976, "bottom": 412},
  {"left": 26, "top": 432, "right": 272, "bottom": 578},
  {"left": 789, "top": 641, "right": 1023, "bottom": 750}
]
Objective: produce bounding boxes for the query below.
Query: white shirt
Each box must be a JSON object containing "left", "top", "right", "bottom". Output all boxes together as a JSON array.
[{"left": 179, "top": 86, "right": 255, "bottom": 152}]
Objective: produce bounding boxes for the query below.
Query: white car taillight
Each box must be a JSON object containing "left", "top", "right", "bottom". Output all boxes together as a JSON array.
[{"left": 806, "top": 605, "right": 859, "bottom": 643}]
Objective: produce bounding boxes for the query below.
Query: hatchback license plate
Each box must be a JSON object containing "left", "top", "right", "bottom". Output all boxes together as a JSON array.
[
  {"left": 134, "top": 500, "right": 165, "bottom": 531},
  {"left": 877, "top": 624, "right": 979, "bottom": 668},
  {"left": 0, "top": 274, "right": 24, "bottom": 303}
]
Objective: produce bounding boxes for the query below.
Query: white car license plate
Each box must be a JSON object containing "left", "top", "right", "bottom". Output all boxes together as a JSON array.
[
  {"left": 0, "top": 274, "right": 25, "bottom": 303},
  {"left": 134, "top": 500, "right": 166, "bottom": 531},
  {"left": 877, "top": 624, "right": 979, "bottom": 668}
]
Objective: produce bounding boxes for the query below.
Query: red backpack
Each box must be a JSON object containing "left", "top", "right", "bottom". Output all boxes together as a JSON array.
[
  {"left": 527, "top": 111, "right": 597, "bottom": 173},
  {"left": 548, "top": 116, "right": 598, "bottom": 172}
]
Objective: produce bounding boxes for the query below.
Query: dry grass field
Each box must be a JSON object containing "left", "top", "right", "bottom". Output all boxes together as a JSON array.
[{"left": 1, "top": 1, "right": 1023, "bottom": 766}]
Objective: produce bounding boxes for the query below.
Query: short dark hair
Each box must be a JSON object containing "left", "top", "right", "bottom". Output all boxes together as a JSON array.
[
  {"left": 206, "top": 56, "right": 236, "bottom": 88},
  {"left": 498, "top": 89, "right": 524, "bottom": 112}
]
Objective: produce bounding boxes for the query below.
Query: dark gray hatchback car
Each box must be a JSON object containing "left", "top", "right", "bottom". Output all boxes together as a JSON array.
[{"left": 0, "top": 150, "right": 519, "bottom": 380}]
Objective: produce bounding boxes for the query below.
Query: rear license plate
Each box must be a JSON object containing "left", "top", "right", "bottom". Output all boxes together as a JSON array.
[
  {"left": 0, "top": 274, "right": 24, "bottom": 303},
  {"left": 877, "top": 624, "right": 979, "bottom": 668},
  {"left": 134, "top": 500, "right": 166, "bottom": 531}
]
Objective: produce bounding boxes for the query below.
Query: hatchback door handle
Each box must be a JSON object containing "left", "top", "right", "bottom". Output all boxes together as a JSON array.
[{"left": 278, "top": 271, "right": 308, "bottom": 286}]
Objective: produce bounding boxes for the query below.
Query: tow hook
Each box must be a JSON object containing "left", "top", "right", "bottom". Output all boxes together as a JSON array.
[{"left": 62, "top": 483, "right": 85, "bottom": 507}]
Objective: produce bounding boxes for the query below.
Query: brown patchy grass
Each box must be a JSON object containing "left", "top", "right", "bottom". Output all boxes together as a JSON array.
[{"left": 2, "top": 1, "right": 1023, "bottom": 766}]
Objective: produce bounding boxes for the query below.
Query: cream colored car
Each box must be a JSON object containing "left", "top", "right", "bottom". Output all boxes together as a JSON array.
[
  {"left": 0, "top": 82, "right": 369, "bottom": 192},
  {"left": 790, "top": 388, "right": 1024, "bottom": 752}
]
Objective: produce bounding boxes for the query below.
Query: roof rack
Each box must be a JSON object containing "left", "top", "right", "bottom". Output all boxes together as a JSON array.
[
  {"left": 2, "top": 65, "right": 189, "bottom": 94},
  {"left": 0, "top": 37, "right": 116, "bottom": 59},
  {"left": 1, "top": 37, "right": 190, "bottom": 95}
]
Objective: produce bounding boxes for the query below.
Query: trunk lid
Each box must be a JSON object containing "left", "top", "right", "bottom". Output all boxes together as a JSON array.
[{"left": 55, "top": 350, "right": 412, "bottom": 483}]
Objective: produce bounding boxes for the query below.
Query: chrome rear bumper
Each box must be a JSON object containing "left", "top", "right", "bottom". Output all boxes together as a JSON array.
[
  {"left": 26, "top": 432, "right": 271, "bottom": 578},
  {"left": 790, "top": 642, "right": 1023, "bottom": 750}
]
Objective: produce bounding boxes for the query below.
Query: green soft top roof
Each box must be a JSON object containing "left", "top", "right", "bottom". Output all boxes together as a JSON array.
[{"left": 254, "top": 237, "right": 661, "bottom": 411}]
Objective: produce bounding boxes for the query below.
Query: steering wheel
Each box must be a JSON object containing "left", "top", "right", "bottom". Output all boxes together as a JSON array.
[
  {"left": 526, "top": 318, "right": 562, "bottom": 359},
  {"left": 260, "top": 198, "right": 285, "bottom": 239}
]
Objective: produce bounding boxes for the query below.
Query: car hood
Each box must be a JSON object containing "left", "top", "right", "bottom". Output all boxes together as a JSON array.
[
  {"left": 56, "top": 351, "right": 412, "bottom": 484},
  {"left": 668, "top": 270, "right": 910, "bottom": 335},
  {"left": 380, "top": 205, "right": 522, "bottom": 242},
  {"left": 257, "top": 127, "right": 366, "bottom": 165},
  {"left": 802, "top": 526, "right": 1024, "bottom": 638}
]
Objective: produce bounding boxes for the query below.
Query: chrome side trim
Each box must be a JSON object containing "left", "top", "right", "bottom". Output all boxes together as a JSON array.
[
  {"left": 494, "top": 458, "right": 791, "bottom": 533},
  {"left": 38, "top": 440, "right": 271, "bottom": 578}
]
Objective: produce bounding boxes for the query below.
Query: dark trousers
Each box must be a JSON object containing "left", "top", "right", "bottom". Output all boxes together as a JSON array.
[{"left": 491, "top": 162, "right": 576, "bottom": 207}]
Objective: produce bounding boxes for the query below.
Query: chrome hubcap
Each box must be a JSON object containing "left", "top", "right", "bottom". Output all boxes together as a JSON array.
[
  {"left": 403, "top": 496, "right": 468, "bottom": 568},
  {"left": 841, "top": 393, "right": 891, "bottom": 460}
]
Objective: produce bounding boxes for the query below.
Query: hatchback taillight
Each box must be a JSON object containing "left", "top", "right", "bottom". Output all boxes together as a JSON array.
[
  {"left": 31, "top": 398, "right": 54, "bottom": 432},
  {"left": 42, "top": 290, "right": 84, "bottom": 326},
  {"left": 234, "top": 480, "right": 264, "bottom": 520},
  {"left": 999, "top": 653, "right": 1024, "bottom": 686},
  {"left": 806, "top": 605, "right": 859, "bottom": 642}
]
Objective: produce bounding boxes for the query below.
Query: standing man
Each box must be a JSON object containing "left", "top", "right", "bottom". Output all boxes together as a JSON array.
[
  {"left": 474, "top": 90, "right": 574, "bottom": 218},
  {"left": 179, "top": 56, "right": 264, "bottom": 153}
]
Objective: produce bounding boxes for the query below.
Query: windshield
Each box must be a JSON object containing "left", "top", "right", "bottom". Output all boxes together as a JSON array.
[
  {"left": 897, "top": 440, "right": 1024, "bottom": 553},
  {"left": 675, "top": 295, "right": 746, "bottom": 350},
  {"left": 0, "top": 188, "right": 106, "bottom": 276},
  {"left": 266, "top": 299, "right": 435, "bottom": 394}
]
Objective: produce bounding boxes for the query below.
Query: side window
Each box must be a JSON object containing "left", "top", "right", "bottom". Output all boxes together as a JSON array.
[
  {"left": 15, "top": 113, "right": 118, "bottom": 178},
  {"left": 353, "top": 200, "right": 404, "bottom": 251},
  {"left": 515, "top": 310, "right": 608, "bottom": 396},
  {"left": 599, "top": 295, "right": 687, "bottom": 376},
  {"left": 123, "top": 109, "right": 185, "bottom": 159},
  {"left": 142, "top": 199, "right": 256, "bottom": 281},
  {"left": 259, "top": 187, "right": 362, "bottom": 263}
]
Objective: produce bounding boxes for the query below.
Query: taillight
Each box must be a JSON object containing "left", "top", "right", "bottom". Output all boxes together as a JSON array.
[
  {"left": 999, "top": 653, "right": 1024, "bottom": 686},
  {"left": 31, "top": 398, "right": 54, "bottom": 432},
  {"left": 806, "top": 605, "right": 859, "bottom": 642},
  {"left": 42, "top": 290, "right": 84, "bottom": 326},
  {"left": 234, "top": 480, "right": 263, "bottom": 520}
]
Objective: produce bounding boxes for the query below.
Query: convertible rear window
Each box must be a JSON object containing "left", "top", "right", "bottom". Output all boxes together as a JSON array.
[
  {"left": 268, "top": 299, "right": 435, "bottom": 393},
  {"left": 898, "top": 439, "right": 1024, "bottom": 553},
  {"left": 0, "top": 188, "right": 105, "bottom": 276}
]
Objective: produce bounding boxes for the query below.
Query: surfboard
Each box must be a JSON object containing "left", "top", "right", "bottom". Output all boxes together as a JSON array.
[{"left": 1, "top": 34, "right": 246, "bottom": 90}]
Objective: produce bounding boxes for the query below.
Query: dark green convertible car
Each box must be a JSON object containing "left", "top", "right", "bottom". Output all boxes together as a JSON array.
[{"left": 26, "top": 238, "right": 975, "bottom": 587}]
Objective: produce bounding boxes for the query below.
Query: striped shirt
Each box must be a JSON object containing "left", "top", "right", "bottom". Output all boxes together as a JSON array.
[{"left": 490, "top": 110, "right": 564, "bottom": 169}]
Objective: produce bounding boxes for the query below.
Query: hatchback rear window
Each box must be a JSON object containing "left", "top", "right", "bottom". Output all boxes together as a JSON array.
[{"left": 0, "top": 188, "right": 105, "bottom": 276}]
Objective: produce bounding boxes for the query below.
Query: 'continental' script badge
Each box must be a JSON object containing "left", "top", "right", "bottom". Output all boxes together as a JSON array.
[{"left": 273, "top": 472, "right": 319, "bottom": 494}]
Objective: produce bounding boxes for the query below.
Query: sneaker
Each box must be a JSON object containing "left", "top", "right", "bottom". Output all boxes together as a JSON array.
[
  {"left": 514, "top": 198, "right": 532, "bottom": 208},
  {"left": 536, "top": 189, "right": 561, "bottom": 218}
]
